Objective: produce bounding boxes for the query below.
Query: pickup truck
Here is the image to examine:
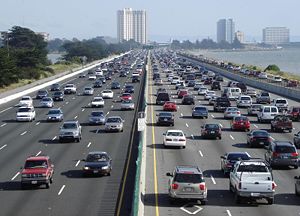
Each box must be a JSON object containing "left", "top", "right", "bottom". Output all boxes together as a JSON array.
[
  {"left": 213, "top": 97, "right": 231, "bottom": 112},
  {"left": 229, "top": 159, "right": 276, "bottom": 204},
  {"left": 270, "top": 115, "right": 293, "bottom": 132}
]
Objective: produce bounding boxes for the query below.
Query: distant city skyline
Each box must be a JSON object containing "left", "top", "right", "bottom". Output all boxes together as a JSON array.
[{"left": 0, "top": 0, "right": 299, "bottom": 42}]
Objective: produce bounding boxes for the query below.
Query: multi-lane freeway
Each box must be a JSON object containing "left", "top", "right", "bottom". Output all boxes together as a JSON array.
[
  {"left": 144, "top": 50, "right": 300, "bottom": 216},
  {"left": 0, "top": 51, "right": 146, "bottom": 216}
]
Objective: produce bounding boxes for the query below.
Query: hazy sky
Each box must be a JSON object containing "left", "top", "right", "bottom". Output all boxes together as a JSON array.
[{"left": 0, "top": 0, "right": 299, "bottom": 41}]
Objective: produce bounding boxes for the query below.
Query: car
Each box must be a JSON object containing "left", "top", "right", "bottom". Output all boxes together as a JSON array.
[
  {"left": 64, "top": 84, "right": 77, "bottom": 94},
  {"left": 271, "top": 98, "right": 288, "bottom": 112},
  {"left": 178, "top": 89, "right": 188, "bottom": 98},
  {"left": 236, "top": 95, "right": 252, "bottom": 108},
  {"left": 220, "top": 152, "right": 251, "bottom": 175},
  {"left": 214, "top": 97, "right": 231, "bottom": 112},
  {"left": 192, "top": 106, "right": 208, "bottom": 118},
  {"left": 175, "top": 81, "right": 186, "bottom": 89},
  {"left": 270, "top": 114, "right": 293, "bottom": 132},
  {"left": 294, "top": 131, "right": 300, "bottom": 149},
  {"left": 163, "top": 101, "right": 177, "bottom": 112},
  {"left": 187, "top": 80, "right": 196, "bottom": 87},
  {"left": 59, "top": 120, "right": 82, "bottom": 142},
  {"left": 236, "top": 83, "right": 247, "bottom": 93},
  {"left": 79, "top": 73, "right": 86, "bottom": 78},
  {"left": 264, "top": 140, "right": 298, "bottom": 168},
  {"left": 105, "top": 73, "right": 112, "bottom": 80},
  {"left": 204, "top": 90, "right": 216, "bottom": 100},
  {"left": 224, "top": 107, "right": 241, "bottom": 119},
  {"left": 257, "top": 106, "right": 279, "bottom": 123},
  {"left": 93, "top": 80, "right": 103, "bottom": 88},
  {"left": 19, "top": 96, "right": 33, "bottom": 107},
  {"left": 46, "top": 108, "right": 64, "bottom": 122},
  {"left": 124, "top": 85, "right": 134, "bottom": 93},
  {"left": 52, "top": 91, "right": 64, "bottom": 101},
  {"left": 163, "top": 129, "right": 186, "bottom": 148},
  {"left": 82, "top": 152, "right": 112, "bottom": 176},
  {"left": 287, "top": 106, "right": 300, "bottom": 121},
  {"left": 88, "top": 74, "right": 97, "bottom": 80},
  {"left": 198, "top": 87, "right": 208, "bottom": 95},
  {"left": 132, "top": 75, "right": 140, "bottom": 83},
  {"left": 294, "top": 175, "right": 300, "bottom": 196},
  {"left": 83, "top": 86, "right": 94, "bottom": 95},
  {"left": 101, "top": 90, "right": 114, "bottom": 99},
  {"left": 91, "top": 97, "right": 105, "bottom": 107},
  {"left": 166, "top": 166, "right": 207, "bottom": 204},
  {"left": 246, "top": 88, "right": 257, "bottom": 97},
  {"left": 99, "top": 76, "right": 106, "bottom": 83},
  {"left": 120, "top": 93, "right": 132, "bottom": 101},
  {"left": 258, "top": 72, "right": 268, "bottom": 79},
  {"left": 201, "top": 123, "right": 222, "bottom": 139},
  {"left": 272, "top": 76, "right": 282, "bottom": 83},
  {"left": 156, "top": 112, "right": 174, "bottom": 126},
  {"left": 88, "top": 111, "right": 106, "bottom": 125},
  {"left": 40, "top": 97, "right": 54, "bottom": 108},
  {"left": 247, "top": 104, "right": 262, "bottom": 116},
  {"left": 211, "top": 81, "right": 221, "bottom": 90},
  {"left": 111, "top": 81, "right": 121, "bottom": 89},
  {"left": 36, "top": 89, "right": 48, "bottom": 99},
  {"left": 181, "top": 94, "right": 195, "bottom": 105},
  {"left": 154, "top": 78, "right": 163, "bottom": 85},
  {"left": 171, "top": 76, "right": 180, "bottom": 84},
  {"left": 194, "top": 82, "right": 203, "bottom": 91},
  {"left": 208, "top": 95, "right": 218, "bottom": 105},
  {"left": 156, "top": 87, "right": 167, "bottom": 96},
  {"left": 105, "top": 116, "right": 124, "bottom": 132},
  {"left": 16, "top": 106, "right": 36, "bottom": 122},
  {"left": 20, "top": 155, "right": 54, "bottom": 189},
  {"left": 156, "top": 92, "right": 170, "bottom": 105},
  {"left": 231, "top": 116, "right": 251, "bottom": 131},
  {"left": 50, "top": 83, "right": 60, "bottom": 91},
  {"left": 120, "top": 100, "right": 135, "bottom": 110},
  {"left": 256, "top": 91, "right": 271, "bottom": 104},
  {"left": 247, "top": 129, "right": 271, "bottom": 148}
]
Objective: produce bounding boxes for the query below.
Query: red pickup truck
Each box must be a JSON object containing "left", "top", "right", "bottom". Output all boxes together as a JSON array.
[{"left": 270, "top": 115, "right": 293, "bottom": 133}]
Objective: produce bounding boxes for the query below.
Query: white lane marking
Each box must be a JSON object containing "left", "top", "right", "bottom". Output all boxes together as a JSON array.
[
  {"left": 191, "top": 134, "right": 194, "bottom": 139},
  {"left": 88, "top": 103, "right": 91, "bottom": 106},
  {"left": 66, "top": 101, "right": 69, "bottom": 104},
  {"left": 210, "top": 175, "right": 216, "bottom": 184},
  {"left": 0, "top": 144, "right": 7, "bottom": 150},
  {"left": 293, "top": 128, "right": 296, "bottom": 130},
  {"left": 58, "top": 185, "right": 66, "bottom": 196},
  {"left": 199, "top": 150, "right": 203, "bottom": 157},
  {"left": 180, "top": 204, "right": 203, "bottom": 214},
  {"left": 0, "top": 107, "right": 12, "bottom": 114},
  {"left": 111, "top": 105, "right": 114, "bottom": 108},
  {"left": 96, "top": 129, "right": 99, "bottom": 133},
  {"left": 180, "top": 113, "right": 183, "bottom": 117},
  {"left": 87, "top": 142, "right": 92, "bottom": 148},
  {"left": 106, "top": 111, "right": 110, "bottom": 115},
  {"left": 11, "top": 172, "right": 20, "bottom": 181},
  {"left": 226, "top": 210, "right": 232, "bottom": 216},
  {"left": 253, "top": 124, "right": 258, "bottom": 128},
  {"left": 0, "top": 123, "right": 7, "bottom": 127},
  {"left": 74, "top": 116, "right": 78, "bottom": 119},
  {"left": 35, "top": 121, "right": 40, "bottom": 126},
  {"left": 35, "top": 151, "right": 42, "bottom": 156},
  {"left": 219, "top": 123, "right": 223, "bottom": 128},
  {"left": 72, "top": 97, "right": 75, "bottom": 100},
  {"left": 82, "top": 109, "right": 85, "bottom": 112},
  {"left": 52, "top": 136, "right": 57, "bottom": 140},
  {"left": 20, "top": 131, "right": 27, "bottom": 136},
  {"left": 270, "top": 136, "right": 275, "bottom": 141},
  {"left": 230, "top": 134, "right": 235, "bottom": 140},
  {"left": 186, "top": 123, "right": 189, "bottom": 128},
  {"left": 75, "top": 160, "right": 80, "bottom": 167},
  {"left": 211, "top": 114, "right": 215, "bottom": 118}
]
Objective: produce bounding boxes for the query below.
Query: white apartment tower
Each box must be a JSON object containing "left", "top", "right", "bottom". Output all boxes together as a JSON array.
[
  {"left": 217, "top": 19, "right": 235, "bottom": 44},
  {"left": 262, "top": 27, "right": 290, "bottom": 45},
  {"left": 117, "top": 8, "right": 147, "bottom": 44}
]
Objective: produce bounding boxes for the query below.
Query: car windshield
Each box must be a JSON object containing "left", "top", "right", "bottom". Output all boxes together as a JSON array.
[
  {"left": 107, "top": 118, "right": 122, "bottom": 123},
  {"left": 21, "top": 97, "right": 30, "bottom": 101},
  {"left": 276, "top": 100, "right": 287, "bottom": 104},
  {"left": 228, "top": 108, "right": 238, "bottom": 111},
  {"left": 166, "top": 131, "right": 183, "bottom": 136},
  {"left": 253, "top": 131, "right": 269, "bottom": 136},
  {"left": 234, "top": 116, "right": 248, "bottom": 121},
  {"left": 48, "top": 110, "right": 61, "bottom": 115},
  {"left": 241, "top": 97, "right": 250, "bottom": 100},
  {"left": 62, "top": 123, "right": 77, "bottom": 129},
  {"left": 54, "top": 92, "right": 62, "bottom": 95},
  {"left": 93, "top": 98, "right": 103, "bottom": 102},
  {"left": 261, "top": 92, "right": 269, "bottom": 96},
  {"left": 275, "top": 145, "right": 295, "bottom": 153},
  {"left": 194, "top": 107, "right": 207, "bottom": 111},
  {"left": 205, "top": 124, "right": 219, "bottom": 129},
  {"left": 38, "top": 90, "right": 47, "bottom": 94},
  {"left": 174, "top": 174, "right": 204, "bottom": 183},
  {"left": 103, "top": 90, "right": 111, "bottom": 93},
  {"left": 18, "top": 108, "right": 31, "bottom": 112},
  {"left": 25, "top": 160, "right": 48, "bottom": 169},
  {"left": 66, "top": 84, "right": 74, "bottom": 87},
  {"left": 159, "top": 112, "right": 172, "bottom": 117},
  {"left": 86, "top": 154, "right": 108, "bottom": 162},
  {"left": 292, "top": 108, "right": 300, "bottom": 112},
  {"left": 91, "top": 112, "right": 104, "bottom": 117},
  {"left": 237, "top": 165, "right": 268, "bottom": 172},
  {"left": 227, "top": 154, "right": 250, "bottom": 160},
  {"left": 85, "top": 88, "right": 92, "bottom": 90},
  {"left": 42, "top": 98, "right": 52, "bottom": 101}
]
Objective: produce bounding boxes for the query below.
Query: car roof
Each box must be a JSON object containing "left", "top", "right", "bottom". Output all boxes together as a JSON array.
[
  {"left": 87, "top": 151, "right": 108, "bottom": 155},
  {"left": 26, "top": 156, "right": 50, "bottom": 161},
  {"left": 273, "top": 141, "right": 293, "bottom": 146},
  {"left": 227, "top": 152, "right": 250, "bottom": 156},
  {"left": 63, "top": 120, "right": 78, "bottom": 124},
  {"left": 93, "top": 97, "right": 103, "bottom": 99},
  {"left": 175, "top": 165, "right": 202, "bottom": 174},
  {"left": 107, "top": 116, "right": 122, "bottom": 119},
  {"left": 166, "top": 129, "right": 183, "bottom": 133}
]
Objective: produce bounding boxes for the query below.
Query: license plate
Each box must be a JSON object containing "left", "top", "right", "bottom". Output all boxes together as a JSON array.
[
  {"left": 173, "top": 139, "right": 178, "bottom": 141},
  {"left": 164, "top": 118, "right": 168, "bottom": 121},
  {"left": 241, "top": 123, "right": 244, "bottom": 125},
  {"left": 184, "top": 187, "right": 193, "bottom": 192},
  {"left": 259, "top": 142, "right": 264, "bottom": 145},
  {"left": 31, "top": 181, "right": 37, "bottom": 184},
  {"left": 210, "top": 131, "right": 215, "bottom": 134},
  {"left": 93, "top": 170, "right": 99, "bottom": 173},
  {"left": 251, "top": 193, "right": 260, "bottom": 197}
]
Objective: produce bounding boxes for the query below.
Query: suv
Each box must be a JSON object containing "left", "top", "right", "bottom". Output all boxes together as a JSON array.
[
  {"left": 211, "top": 81, "right": 221, "bottom": 90},
  {"left": 166, "top": 166, "right": 207, "bottom": 204},
  {"left": 257, "top": 106, "right": 279, "bottom": 123},
  {"left": 59, "top": 120, "right": 82, "bottom": 142},
  {"left": 256, "top": 92, "right": 271, "bottom": 104},
  {"left": 264, "top": 141, "right": 299, "bottom": 168},
  {"left": 214, "top": 97, "right": 231, "bottom": 112},
  {"left": 21, "top": 156, "right": 54, "bottom": 189},
  {"left": 272, "top": 98, "right": 288, "bottom": 112}
]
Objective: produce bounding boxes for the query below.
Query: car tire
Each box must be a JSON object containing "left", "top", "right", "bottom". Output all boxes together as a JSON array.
[
  {"left": 201, "top": 200, "right": 206, "bottom": 205},
  {"left": 45, "top": 182, "right": 50, "bottom": 189},
  {"left": 294, "top": 165, "right": 298, "bottom": 169},
  {"left": 234, "top": 193, "right": 241, "bottom": 204},
  {"left": 50, "top": 177, "right": 53, "bottom": 184},
  {"left": 267, "top": 198, "right": 274, "bottom": 205},
  {"left": 296, "top": 188, "right": 300, "bottom": 196}
]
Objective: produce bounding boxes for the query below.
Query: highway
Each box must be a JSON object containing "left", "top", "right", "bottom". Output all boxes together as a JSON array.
[
  {"left": 0, "top": 52, "right": 145, "bottom": 216},
  {"left": 144, "top": 50, "right": 300, "bottom": 216}
]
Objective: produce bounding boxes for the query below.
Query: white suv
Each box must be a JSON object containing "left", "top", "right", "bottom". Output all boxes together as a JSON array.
[
  {"left": 257, "top": 105, "right": 279, "bottom": 123},
  {"left": 272, "top": 98, "right": 288, "bottom": 112},
  {"left": 237, "top": 95, "right": 252, "bottom": 108}
]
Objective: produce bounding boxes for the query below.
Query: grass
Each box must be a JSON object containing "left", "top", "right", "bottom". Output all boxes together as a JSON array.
[{"left": 0, "top": 79, "right": 35, "bottom": 94}]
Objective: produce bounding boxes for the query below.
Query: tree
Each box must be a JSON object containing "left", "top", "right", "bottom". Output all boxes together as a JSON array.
[
  {"left": 264, "top": 64, "right": 280, "bottom": 72},
  {"left": 0, "top": 48, "right": 18, "bottom": 87}
]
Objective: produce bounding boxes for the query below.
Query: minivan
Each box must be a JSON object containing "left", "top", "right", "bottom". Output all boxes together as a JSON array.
[
  {"left": 257, "top": 106, "right": 279, "bottom": 123},
  {"left": 226, "top": 87, "right": 241, "bottom": 100},
  {"left": 156, "top": 92, "right": 170, "bottom": 105}
]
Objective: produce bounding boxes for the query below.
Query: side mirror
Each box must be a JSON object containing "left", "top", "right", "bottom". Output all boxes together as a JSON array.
[
  {"left": 163, "top": 133, "right": 166, "bottom": 135},
  {"left": 220, "top": 156, "right": 225, "bottom": 159},
  {"left": 295, "top": 176, "right": 300, "bottom": 180},
  {"left": 166, "top": 172, "right": 173, "bottom": 177},
  {"left": 82, "top": 159, "right": 86, "bottom": 161}
]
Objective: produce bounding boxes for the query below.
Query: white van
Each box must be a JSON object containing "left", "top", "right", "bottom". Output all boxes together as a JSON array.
[
  {"left": 257, "top": 105, "right": 279, "bottom": 123},
  {"left": 226, "top": 87, "right": 241, "bottom": 100}
]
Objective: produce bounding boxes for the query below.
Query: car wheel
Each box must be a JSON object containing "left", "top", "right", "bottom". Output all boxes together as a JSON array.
[
  {"left": 50, "top": 177, "right": 53, "bottom": 184},
  {"left": 234, "top": 193, "right": 241, "bottom": 204},
  {"left": 289, "top": 129, "right": 292, "bottom": 133},
  {"left": 294, "top": 165, "right": 298, "bottom": 169},
  {"left": 267, "top": 198, "right": 274, "bottom": 205},
  {"left": 107, "top": 172, "right": 111, "bottom": 176},
  {"left": 45, "top": 182, "right": 50, "bottom": 189},
  {"left": 169, "top": 197, "right": 176, "bottom": 204},
  {"left": 296, "top": 188, "right": 300, "bottom": 196},
  {"left": 201, "top": 200, "right": 206, "bottom": 205}
]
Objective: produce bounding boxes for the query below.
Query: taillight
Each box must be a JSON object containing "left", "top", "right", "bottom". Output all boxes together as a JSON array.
[
  {"left": 172, "top": 183, "right": 179, "bottom": 190},
  {"left": 272, "top": 182, "right": 276, "bottom": 190},
  {"left": 238, "top": 182, "right": 242, "bottom": 189},
  {"left": 273, "top": 152, "right": 279, "bottom": 157},
  {"left": 199, "top": 183, "right": 206, "bottom": 190},
  {"left": 268, "top": 137, "right": 272, "bottom": 142},
  {"left": 237, "top": 111, "right": 241, "bottom": 114},
  {"left": 291, "top": 152, "right": 299, "bottom": 157}
]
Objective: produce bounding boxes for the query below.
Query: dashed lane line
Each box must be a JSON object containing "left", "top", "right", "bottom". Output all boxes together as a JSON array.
[
  {"left": 82, "top": 109, "right": 85, "bottom": 112},
  {"left": 270, "top": 136, "right": 275, "bottom": 140},
  {"left": 35, "top": 122, "right": 40, "bottom": 126},
  {"left": 191, "top": 134, "right": 194, "bottom": 139},
  {"left": 87, "top": 142, "right": 92, "bottom": 148},
  {"left": 229, "top": 134, "right": 235, "bottom": 140},
  {"left": 226, "top": 210, "right": 232, "bottom": 216},
  {"left": 185, "top": 123, "right": 189, "bottom": 128},
  {"left": 0, "top": 107, "right": 13, "bottom": 114},
  {"left": 58, "top": 185, "right": 66, "bottom": 196},
  {"left": 20, "top": 131, "right": 27, "bottom": 136},
  {"left": 211, "top": 175, "right": 216, "bottom": 184},
  {"left": 219, "top": 123, "right": 223, "bottom": 128},
  {"left": 0, "top": 144, "right": 7, "bottom": 151},
  {"left": 11, "top": 172, "right": 20, "bottom": 181},
  {"left": 211, "top": 114, "right": 215, "bottom": 118},
  {"left": 253, "top": 124, "right": 258, "bottom": 128},
  {"left": 52, "top": 136, "right": 57, "bottom": 141},
  {"left": 75, "top": 160, "right": 80, "bottom": 167},
  {"left": 35, "top": 151, "right": 42, "bottom": 156},
  {"left": 0, "top": 123, "right": 7, "bottom": 127},
  {"left": 199, "top": 150, "right": 203, "bottom": 157},
  {"left": 180, "top": 113, "right": 183, "bottom": 117},
  {"left": 74, "top": 116, "right": 78, "bottom": 119}
]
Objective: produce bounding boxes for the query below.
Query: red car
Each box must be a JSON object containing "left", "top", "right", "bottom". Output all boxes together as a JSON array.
[
  {"left": 178, "top": 90, "right": 188, "bottom": 99},
  {"left": 204, "top": 78, "right": 213, "bottom": 85},
  {"left": 287, "top": 106, "right": 300, "bottom": 121},
  {"left": 163, "top": 101, "right": 177, "bottom": 112},
  {"left": 120, "top": 93, "right": 132, "bottom": 101},
  {"left": 287, "top": 80, "right": 298, "bottom": 87},
  {"left": 230, "top": 116, "right": 251, "bottom": 131}
]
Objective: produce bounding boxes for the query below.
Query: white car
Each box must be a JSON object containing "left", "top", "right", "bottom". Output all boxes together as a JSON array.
[
  {"left": 101, "top": 90, "right": 114, "bottom": 99},
  {"left": 198, "top": 87, "right": 208, "bottom": 95},
  {"left": 271, "top": 98, "right": 288, "bottom": 111},
  {"left": 19, "top": 96, "right": 33, "bottom": 107},
  {"left": 204, "top": 91, "right": 216, "bottom": 100},
  {"left": 163, "top": 130, "right": 186, "bottom": 148},
  {"left": 236, "top": 95, "right": 252, "bottom": 108},
  {"left": 88, "top": 75, "right": 97, "bottom": 80},
  {"left": 272, "top": 76, "right": 282, "bottom": 83},
  {"left": 64, "top": 84, "right": 77, "bottom": 94},
  {"left": 168, "top": 75, "right": 174, "bottom": 82},
  {"left": 246, "top": 88, "right": 257, "bottom": 97},
  {"left": 83, "top": 87, "right": 94, "bottom": 95},
  {"left": 209, "top": 95, "right": 218, "bottom": 105},
  {"left": 39, "top": 97, "right": 54, "bottom": 108},
  {"left": 16, "top": 106, "right": 36, "bottom": 122},
  {"left": 171, "top": 77, "right": 180, "bottom": 84},
  {"left": 258, "top": 72, "right": 268, "bottom": 79},
  {"left": 91, "top": 97, "right": 104, "bottom": 107},
  {"left": 224, "top": 107, "right": 241, "bottom": 119}
]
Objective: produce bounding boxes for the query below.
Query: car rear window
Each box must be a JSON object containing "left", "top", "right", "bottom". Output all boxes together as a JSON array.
[
  {"left": 253, "top": 131, "right": 269, "bottom": 136},
  {"left": 237, "top": 165, "right": 268, "bottom": 172},
  {"left": 276, "top": 100, "right": 287, "bottom": 104},
  {"left": 195, "top": 107, "right": 207, "bottom": 111},
  {"left": 261, "top": 92, "right": 269, "bottom": 96},
  {"left": 275, "top": 145, "right": 296, "bottom": 153},
  {"left": 271, "top": 107, "right": 278, "bottom": 112},
  {"left": 241, "top": 97, "right": 250, "bottom": 100},
  {"left": 25, "top": 160, "right": 48, "bottom": 169},
  {"left": 174, "top": 173, "right": 204, "bottom": 183},
  {"left": 87, "top": 154, "right": 108, "bottom": 162},
  {"left": 292, "top": 108, "right": 300, "bottom": 112},
  {"left": 166, "top": 131, "right": 183, "bottom": 136},
  {"left": 18, "top": 108, "right": 31, "bottom": 112},
  {"left": 205, "top": 124, "right": 219, "bottom": 129},
  {"left": 227, "top": 154, "right": 250, "bottom": 160}
]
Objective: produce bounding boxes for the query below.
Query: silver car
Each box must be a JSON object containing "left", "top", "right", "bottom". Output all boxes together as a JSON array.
[
  {"left": 224, "top": 107, "right": 241, "bottom": 119},
  {"left": 59, "top": 120, "right": 82, "bottom": 142},
  {"left": 120, "top": 100, "right": 135, "bottom": 110},
  {"left": 40, "top": 97, "right": 54, "bottom": 108},
  {"left": 83, "top": 86, "right": 94, "bottom": 95},
  {"left": 105, "top": 116, "right": 124, "bottom": 132},
  {"left": 88, "top": 111, "right": 106, "bottom": 125},
  {"left": 47, "top": 108, "right": 63, "bottom": 122},
  {"left": 247, "top": 104, "right": 262, "bottom": 116}
]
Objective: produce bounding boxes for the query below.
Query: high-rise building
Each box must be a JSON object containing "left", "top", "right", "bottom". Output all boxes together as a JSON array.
[
  {"left": 217, "top": 18, "right": 235, "bottom": 44},
  {"left": 262, "top": 27, "right": 289, "bottom": 45},
  {"left": 117, "top": 8, "right": 147, "bottom": 44},
  {"left": 235, "top": 31, "right": 244, "bottom": 43}
]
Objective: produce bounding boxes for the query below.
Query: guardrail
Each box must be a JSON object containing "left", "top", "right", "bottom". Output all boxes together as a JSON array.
[{"left": 180, "top": 53, "right": 300, "bottom": 102}]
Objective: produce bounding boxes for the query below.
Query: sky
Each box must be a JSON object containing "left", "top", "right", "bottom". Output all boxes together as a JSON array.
[{"left": 0, "top": 0, "right": 299, "bottom": 42}]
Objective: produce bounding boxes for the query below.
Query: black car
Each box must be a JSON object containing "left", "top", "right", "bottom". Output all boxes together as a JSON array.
[
  {"left": 201, "top": 123, "right": 222, "bottom": 139},
  {"left": 132, "top": 76, "right": 140, "bottom": 83},
  {"left": 52, "top": 91, "right": 64, "bottom": 101},
  {"left": 236, "top": 82, "right": 247, "bottom": 93},
  {"left": 211, "top": 81, "right": 221, "bottom": 90},
  {"left": 220, "top": 152, "right": 251, "bottom": 175},
  {"left": 187, "top": 80, "right": 196, "bottom": 87},
  {"left": 98, "top": 76, "right": 106, "bottom": 84},
  {"left": 82, "top": 152, "right": 112, "bottom": 176},
  {"left": 247, "top": 129, "right": 271, "bottom": 148},
  {"left": 111, "top": 81, "right": 121, "bottom": 89},
  {"left": 105, "top": 73, "right": 112, "bottom": 80},
  {"left": 124, "top": 85, "right": 134, "bottom": 93},
  {"left": 50, "top": 83, "right": 60, "bottom": 91},
  {"left": 93, "top": 80, "right": 103, "bottom": 88},
  {"left": 181, "top": 94, "right": 195, "bottom": 105},
  {"left": 153, "top": 73, "right": 160, "bottom": 80},
  {"left": 156, "top": 112, "right": 174, "bottom": 126},
  {"left": 215, "top": 76, "right": 224, "bottom": 82},
  {"left": 36, "top": 89, "right": 48, "bottom": 99},
  {"left": 120, "top": 72, "right": 127, "bottom": 77},
  {"left": 214, "top": 97, "right": 231, "bottom": 112}
]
